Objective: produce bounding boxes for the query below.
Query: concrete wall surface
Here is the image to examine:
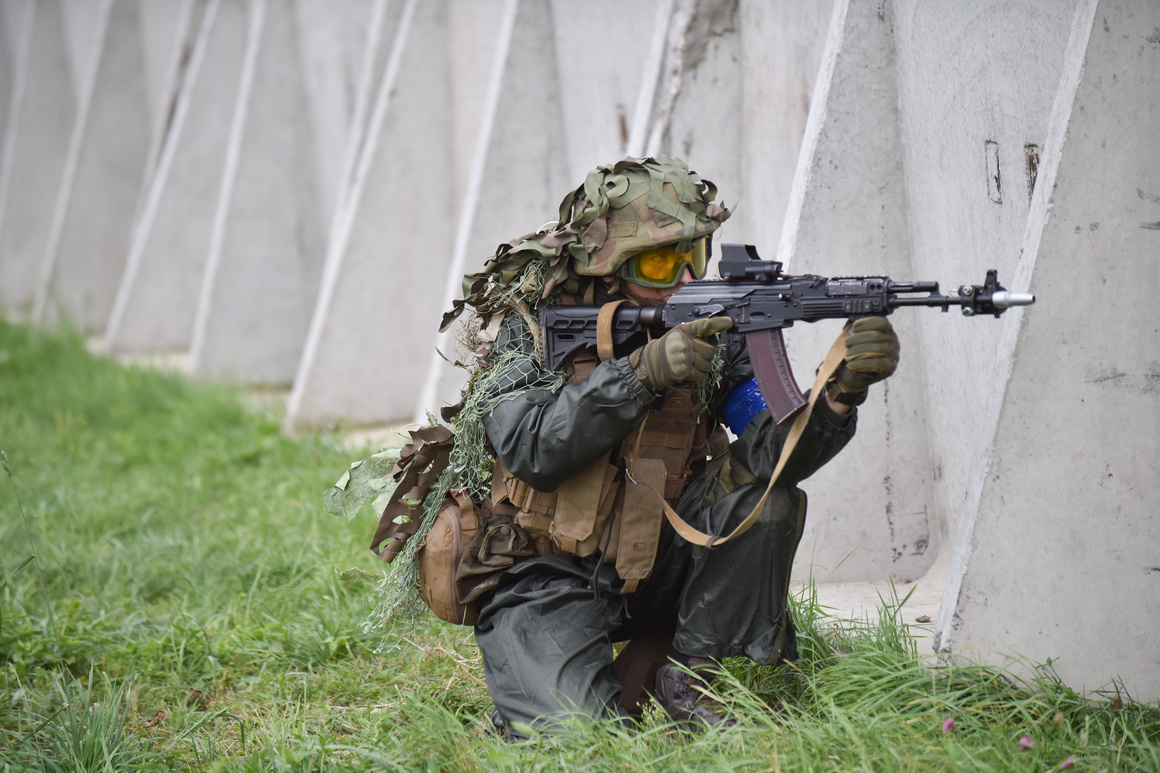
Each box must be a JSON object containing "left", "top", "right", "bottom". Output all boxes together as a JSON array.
[
  {"left": 189, "top": 0, "right": 325, "bottom": 385},
  {"left": 0, "top": 0, "right": 75, "bottom": 316},
  {"left": 36, "top": 0, "right": 152, "bottom": 331},
  {"left": 287, "top": 0, "right": 456, "bottom": 427},
  {"left": 0, "top": 0, "right": 1156, "bottom": 701},
  {"left": 106, "top": 0, "right": 247, "bottom": 354},
  {"left": 777, "top": 0, "right": 934, "bottom": 585},
  {"left": 937, "top": 0, "right": 1160, "bottom": 700}
]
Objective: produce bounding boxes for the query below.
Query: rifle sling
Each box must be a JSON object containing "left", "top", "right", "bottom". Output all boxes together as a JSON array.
[
  {"left": 642, "top": 327, "right": 851, "bottom": 549},
  {"left": 596, "top": 300, "right": 630, "bottom": 363}
]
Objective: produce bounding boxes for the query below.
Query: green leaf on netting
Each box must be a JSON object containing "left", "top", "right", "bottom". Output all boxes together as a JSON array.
[
  {"left": 323, "top": 449, "right": 399, "bottom": 521},
  {"left": 371, "top": 488, "right": 393, "bottom": 515}
]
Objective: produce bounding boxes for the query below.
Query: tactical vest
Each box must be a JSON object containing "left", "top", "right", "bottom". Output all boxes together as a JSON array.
[{"left": 491, "top": 346, "right": 712, "bottom": 592}]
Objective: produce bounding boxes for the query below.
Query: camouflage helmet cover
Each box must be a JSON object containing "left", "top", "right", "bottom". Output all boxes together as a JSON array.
[
  {"left": 442, "top": 156, "right": 730, "bottom": 332},
  {"left": 559, "top": 156, "right": 731, "bottom": 277}
]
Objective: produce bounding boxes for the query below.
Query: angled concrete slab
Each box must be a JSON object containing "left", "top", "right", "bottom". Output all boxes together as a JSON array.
[
  {"left": 0, "top": 1, "right": 33, "bottom": 58},
  {"left": 106, "top": 0, "right": 247, "bottom": 354},
  {"left": 0, "top": 1, "right": 32, "bottom": 191},
  {"left": 138, "top": 0, "right": 196, "bottom": 142},
  {"left": 287, "top": 0, "right": 460, "bottom": 429},
  {"left": 774, "top": 0, "right": 935, "bottom": 584},
  {"left": 735, "top": 0, "right": 832, "bottom": 250},
  {"left": 0, "top": 0, "right": 27, "bottom": 205},
  {"left": 35, "top": 0, "right": 153, "bottom": 331},
  {"left": 648, "top": 0, "right": 744, "bottom": 225},
  {"left": 189, "top": 0, "right": 325, "bottom": 385},
  {"left": 444, "top": 0, "right": 509, "bottom": 210},
  {"left": 412, "top": 0, "right": 571, "bottom": 421},
  {"left": 941, "top": 0, "right": 1160, "bottom": 701},
  {"left": 891, "top": 0, "right": 1075, "bottom": 563},
  {"left": 0, "top": 0, "right": 76, "bottom": 317},
  {"left": 294, "top": 0, "right": 384, "bottom": 235},
  {"left": 58, "top": 0, "right": 103, "bottom": 91},
  {"left": 548, "top": 0, "right": 659, "bottom": 182}
]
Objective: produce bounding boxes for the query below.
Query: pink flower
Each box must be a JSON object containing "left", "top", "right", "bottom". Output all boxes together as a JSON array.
[
  {"left": 942, "top": 717, "right": 956, "bottom": 733},
  {"left": 1059, "top": 758, "right": 1075, "bottom": 770},
  {"left": 1018, "top": 736, "right": 1034, "bottom": 751}
]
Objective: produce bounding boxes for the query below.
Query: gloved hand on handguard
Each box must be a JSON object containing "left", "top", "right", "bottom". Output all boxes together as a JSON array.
[{"left": 835, "top": 316, "right": 900, "bottom": 392}]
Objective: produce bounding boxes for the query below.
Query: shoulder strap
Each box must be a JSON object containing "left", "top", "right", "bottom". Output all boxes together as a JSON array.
[
  {"left": 646, "top": 326, "right": 851, "bottom": 549},
  {"left": 596, "top": 300, "right": 630, "bottom": 362}
]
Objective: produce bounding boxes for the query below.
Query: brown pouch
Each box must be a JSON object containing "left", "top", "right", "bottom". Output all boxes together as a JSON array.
[
  {"left": 417, "top": 491, "right": 482, "bottom": 626},
  {"left": 455, "top": 510, "right": 538, "bottom": 607}
]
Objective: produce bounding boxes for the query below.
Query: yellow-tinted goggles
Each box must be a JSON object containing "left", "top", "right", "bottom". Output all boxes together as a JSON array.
[{"left": 619, "top": 238, "right": 710, "bottom": 288}]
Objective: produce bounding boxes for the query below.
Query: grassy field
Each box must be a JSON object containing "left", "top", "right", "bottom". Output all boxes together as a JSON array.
[{"left": 1, "top": 320, "right": 1157, "bottom": 771}]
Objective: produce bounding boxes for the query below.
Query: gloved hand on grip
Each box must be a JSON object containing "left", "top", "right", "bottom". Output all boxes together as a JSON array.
[
  {"left": 630, "top": 317, "right": 734, "bottom": 391},
  {"left": 835, "top": 316, "right": 900, "bottom": 392}
]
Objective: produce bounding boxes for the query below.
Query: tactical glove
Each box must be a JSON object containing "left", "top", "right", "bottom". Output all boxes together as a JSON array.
[
  {"left": 631, "top": 317, "right": 734, "bottom": 391},
  {"left": 835, "top": 316, "right": 900, "bottom": 392}
]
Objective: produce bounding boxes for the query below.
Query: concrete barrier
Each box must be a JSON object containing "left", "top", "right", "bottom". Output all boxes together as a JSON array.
[
  {"left": 550, "top": 0, "right": 660, "bottom": 182},
  {"left": 107, "top": 0, "right": 247, "bottom": 354},
  {"left": 138, "top": 1, "right": 196, "bottom": 150},
  {"left": 189, "top": 0, "right": 325, "bottom": 385},
  {"left": 294, "top": 0, "right": 383, "bottom": 235},
  {"left": 413, "top": 0, "right": 574, "bottom": 420},
  {"left": 0, "top": 1, "right": 32, "bottom": 192},
  {"left": 286, "top": 0, "right": 456, "bottom": 429},
  {"left": 0, "top": 0, "right": 76, "bottom": 318},
  {"left": 735, "top": 0, "right": 832, "bottom": 249},
  {"left": 35, "top": 0, "right": 152, "bottom": 331},
  {"left": 939, "top": 0, "right": 1160, "bottom": 701},
  {"left": 892, "top": 0, "right": 1074, "bottom": 561},
  {"left": 58, "top": 0, "right": 103, "bottom": 91},
  {"left": 775, "top": 0, "right": 935, "bottom": 584}
]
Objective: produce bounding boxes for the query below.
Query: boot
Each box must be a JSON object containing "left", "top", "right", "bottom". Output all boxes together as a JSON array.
[{"left": 653, "top": 658, "right": 737, "bottom": 729}]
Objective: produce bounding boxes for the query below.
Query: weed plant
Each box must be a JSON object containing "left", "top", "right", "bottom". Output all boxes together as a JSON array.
[{"left": 1, "top": 320, "right": 1157, "bottom": 771}]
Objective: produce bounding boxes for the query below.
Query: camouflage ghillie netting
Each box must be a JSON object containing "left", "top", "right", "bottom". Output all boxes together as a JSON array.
[
  {"left": 329, "top": 156, "right": 731, "bottom": 629},
  {"left": 362, "top": 345, "right": 565, "bottom": 626}
]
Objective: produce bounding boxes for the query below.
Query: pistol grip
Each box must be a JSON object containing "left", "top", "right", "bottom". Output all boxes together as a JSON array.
[{"left": 746, "top": 329, "right": 806, "bottom": 426}]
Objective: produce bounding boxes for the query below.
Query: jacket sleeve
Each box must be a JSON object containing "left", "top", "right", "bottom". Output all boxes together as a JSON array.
[
  {"left": 732, "top": 393, "right": 857, "bottom": 487},
  {"left": 481, "top": 313, "right": 656, "bottom": 492}
]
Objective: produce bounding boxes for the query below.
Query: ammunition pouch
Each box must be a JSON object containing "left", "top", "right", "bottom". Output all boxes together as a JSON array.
[{"left": 491, "top": 381, "right": 712, "bottom": 591}]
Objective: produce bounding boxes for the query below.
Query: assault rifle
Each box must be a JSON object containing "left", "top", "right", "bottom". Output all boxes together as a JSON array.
[{"left": 542, "top": 243, "right": 1035, "bottom": 424}]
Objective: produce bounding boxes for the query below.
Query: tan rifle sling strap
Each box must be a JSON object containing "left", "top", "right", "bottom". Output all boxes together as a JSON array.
[
  {"left": 634, "top": 325, "right": 852, "bottom": 551},
  {"left": 596, "top": 299, "right": 631, "bottom": 363}
]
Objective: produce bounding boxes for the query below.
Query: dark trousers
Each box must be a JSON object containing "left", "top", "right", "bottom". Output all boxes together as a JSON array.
[{"left": 473, "top": 478, "right": 805, "bottom": 732}]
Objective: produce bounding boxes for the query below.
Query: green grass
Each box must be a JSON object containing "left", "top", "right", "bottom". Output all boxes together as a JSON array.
[{"left": 1, "top": 320, "right": 1157, "bottom": 771}]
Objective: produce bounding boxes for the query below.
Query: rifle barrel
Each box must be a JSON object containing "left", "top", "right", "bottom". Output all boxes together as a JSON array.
[{"left": 992, "top": 291, "right": 1036, "bottom": 308}]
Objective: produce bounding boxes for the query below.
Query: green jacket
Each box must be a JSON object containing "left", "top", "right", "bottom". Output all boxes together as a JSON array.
[{"left": 481, "top": 313, "right": 856, "bottom": 504}]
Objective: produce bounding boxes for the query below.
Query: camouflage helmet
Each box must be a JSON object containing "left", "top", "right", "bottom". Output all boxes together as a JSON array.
[
  {"left": 442, "top": 157, "right": 730, "bottom": 332},
  {"left": 559, "top": 156, "right": 730, "bottom": 277}
]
